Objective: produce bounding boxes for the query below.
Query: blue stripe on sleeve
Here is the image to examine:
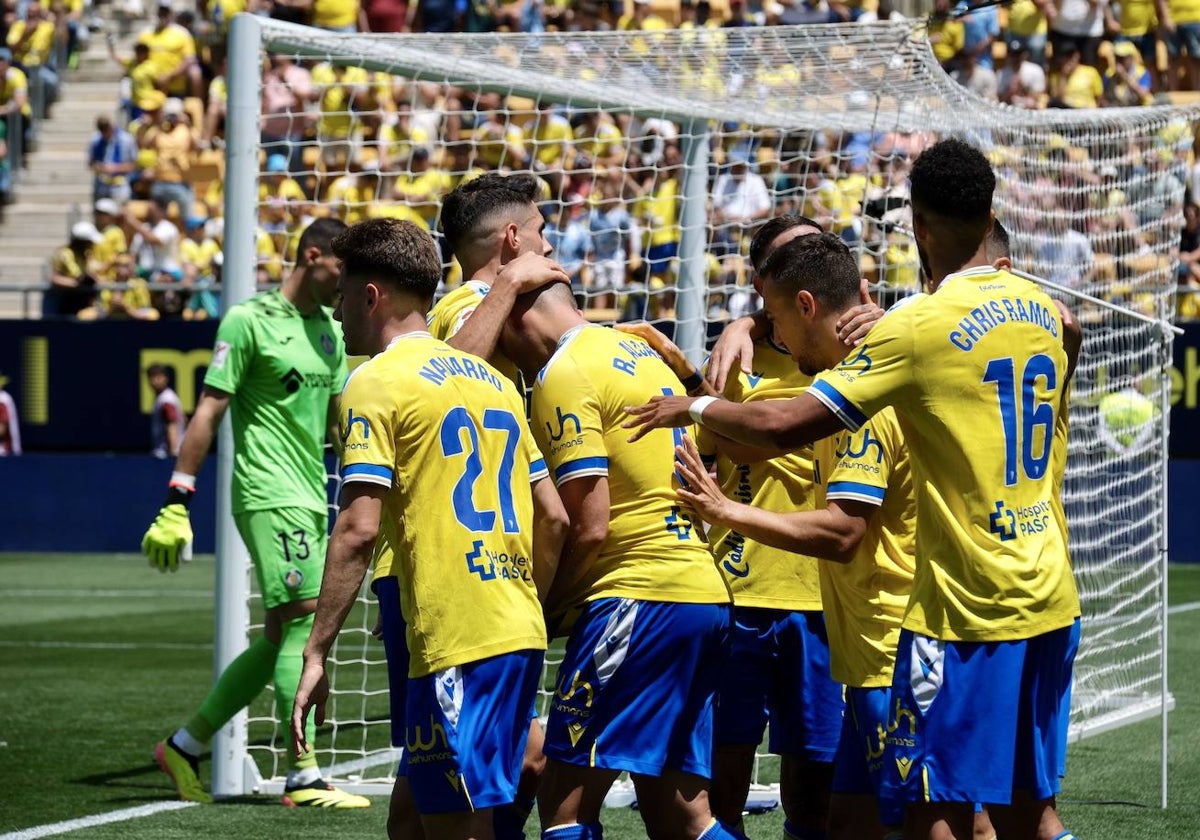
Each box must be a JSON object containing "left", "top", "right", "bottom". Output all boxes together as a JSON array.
[
  {"left": 553, "top": 456, "right": 609, "bottom": 484},
  {"left": 529, "top": 458, "right": 549, "bottom": 482},
  {"left": 341, "top": 463, "right": 394, "bottom": 486},
  {"left": 810, "top": 380, "right": 869, "bottom": 431},
  {"left": 826, "top": 481, "right": 886, "bottom": 505}
]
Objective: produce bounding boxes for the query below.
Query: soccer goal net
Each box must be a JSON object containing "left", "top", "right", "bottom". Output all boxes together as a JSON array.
[{"left": 211, "top": 15, "right": 1193, "bottom": 801}]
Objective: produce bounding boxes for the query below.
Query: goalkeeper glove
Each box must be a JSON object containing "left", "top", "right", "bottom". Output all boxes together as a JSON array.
[{"left": 143, "top": 480, "right": 195, "bottom": 572}]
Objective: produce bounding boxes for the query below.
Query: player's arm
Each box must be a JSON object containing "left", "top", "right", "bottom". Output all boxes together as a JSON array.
[
  {"left": 446, "top": 252, "right": 569, "bottom": 360},
  {"left": 1053, "top": 298, "right": 1083, "bottom": 385},
  {"left": 675, "top": 436, "right": 869, "bottom": 562},
  {"left": 613, "top": 321, "right": 719, "bottom": 397},
  {"left": 141, "top": 385, "right": 231, "bottom": 572},
  {"left": 291, "top": 482, "right": 383, "bottom": 756},
  {"left": 705, "top": 312, "right": 768, "bottom": 393},
  {"left": 625, "top": 390, "right": 845, "bottom": 451},
  {"left": 531, "top": 476, "right": 568, "bottom": 603},
  {"left": 705, "top": 429, "right": 790, "bottom": 464},
  {"left": 543, "top": 475, "right": 609, "bottom": 614}
]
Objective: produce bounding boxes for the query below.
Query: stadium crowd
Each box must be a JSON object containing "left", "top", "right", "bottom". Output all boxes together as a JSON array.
[{"left": 1, "top": 0, "right": 1188, "bottom": 321}]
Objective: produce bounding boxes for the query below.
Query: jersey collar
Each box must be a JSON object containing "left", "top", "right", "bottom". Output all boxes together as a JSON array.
[
  {"left": 938, "top": 264, "right": 999, "bottom": 290},
  {"left": 385, "top": 330, "right": 434, "bottom": 351}
]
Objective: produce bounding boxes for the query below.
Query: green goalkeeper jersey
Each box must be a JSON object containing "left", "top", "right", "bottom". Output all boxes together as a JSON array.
[{"left": 204, "top": 289, "right": 347, "bottom": 515}]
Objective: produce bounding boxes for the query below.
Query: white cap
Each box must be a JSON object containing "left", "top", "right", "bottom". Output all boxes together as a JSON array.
[
  {"left": 163, "top": 97, "right": 185, "bottom": 117},
  {"left": 94, "top": 198, "right": 121, "bottom": 216},
  {"left": 71, "top": 221, "right": 104, "bottom": 243}
]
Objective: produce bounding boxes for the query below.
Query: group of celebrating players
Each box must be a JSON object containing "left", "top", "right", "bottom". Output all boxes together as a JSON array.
[{"left": 140, "top": 137, "right": 1083, "bottom": 840}]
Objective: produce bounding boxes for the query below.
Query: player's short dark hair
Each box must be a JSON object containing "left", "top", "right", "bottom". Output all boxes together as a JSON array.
[
  {"left": 439, "top": 172, "right": 541, "bottom": 255},
  {"left": 749, "top": 214, "right": 824, "bottom": 274},
  {"left": 910, "top": 138, "right": 995, "bottom": 266},
  {"left": 985, "top": 218, "right": 1010, "bottom": 262},
  {"left": 759, "top": 232, "right": 860, "bottom": 311},
  {"left": 146, "top": 364, "right": 169, "bottom": 377},
  {"left": 297, "top": 217, "right": 348, "bottom": 264},
  {"left": 332, "top": 218, "right": 442, "bottom": 300}
]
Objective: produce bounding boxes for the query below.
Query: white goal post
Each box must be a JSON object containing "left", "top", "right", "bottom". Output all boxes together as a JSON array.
[{"left": 214, "top": 13, "right": 1194, "bottom": 805}]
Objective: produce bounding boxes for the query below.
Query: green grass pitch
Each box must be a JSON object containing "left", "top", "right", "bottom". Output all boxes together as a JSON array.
[{"left": 1, "top": 554, "right": 1198, "bottom": 839}]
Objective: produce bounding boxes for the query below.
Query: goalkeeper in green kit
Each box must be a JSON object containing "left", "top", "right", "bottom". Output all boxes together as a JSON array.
[{"left": 141, "top": 217, "right": 369, "bottom": 809}]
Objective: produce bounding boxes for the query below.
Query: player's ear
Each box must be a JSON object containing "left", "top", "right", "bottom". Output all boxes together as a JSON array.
[
  {"left": 303, "top": 245, "right": 323, "bottom": 267},
  {"left": 795, "top": 289, "right": 816, "bottom": 318},
  {"left": 503, "top": 221, "right": 520, "bottom": 253}
]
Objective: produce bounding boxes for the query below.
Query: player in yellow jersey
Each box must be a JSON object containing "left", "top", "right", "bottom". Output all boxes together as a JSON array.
[
  {"left": 389, "top": 172, "right": 573, "bottom": 840},
  {"left": 292, "top": 219, "right": 548, "bottom": 839},
  {"left": 676, "top": 232, "right": 915, "bottom": 840},
  {"left": 691, "top": 215, "right": 845, "bottom": 840},
  {"left": 627, "top": 139, "right": 1082, "bottom": 840},
  {"left": 431, "top": 173, "right": 571, "bottom": 386},
  {"left": 498, "top": 283, "right": 737, "bottom": 840}
]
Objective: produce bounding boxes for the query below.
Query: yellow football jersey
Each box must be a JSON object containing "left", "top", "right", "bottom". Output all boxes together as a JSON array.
[
  {"left": 813, "top": 408, "right": 915, "bottom": 688},
  {"left": 426, "top": 280, "right": 522, "bottom": 387},
  {"left": 339, "top": 331, "right": 548, "bottom": 677},
  {"left": 696, "top": 339, "right": 822, "bottom": 611},
  {"left": 531, "top": 325, "right": 729, "bottom": 610},
  {"left": 810, "top": 266, "right": 1080, "bottom": 642}
]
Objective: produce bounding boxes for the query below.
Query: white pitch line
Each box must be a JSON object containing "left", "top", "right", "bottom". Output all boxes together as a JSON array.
[
  {"left": 0, "top": 589, "right": 210, "bottom": 599},
  {"left": 1167, "top": 600, "right": 1200, "bottom": 616},
  {"left": 325, "top": 748, "right": 404, "bottom": 779},
  {"left": 0, "top": 640, "right": 210, "bottom": 651},
  {"left": 0, "top": 801, "right": 197, "bottom": 839}
]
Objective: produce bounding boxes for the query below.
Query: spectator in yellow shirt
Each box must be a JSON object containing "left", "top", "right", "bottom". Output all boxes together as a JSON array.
[
  {"left": 928, "top": 0, "right": 966, "bottom": 68},
  {"left": 1158, "top": 0, "right": 1200, "bottom": 90},
  {"left": 181, "top": 215, "right": 221, "bottom": 319},
  {"left": 7, "top": 1, "right": 59, "bottom": 112},
  {"left": 1048, "top": 40, "right": 1104, "bottom": 106},
  {"left": 137, "top": 2, "right": 201, "bottom": 99},
  {"left": 391, "top": 146, "right": 451, "bottom": 229}
]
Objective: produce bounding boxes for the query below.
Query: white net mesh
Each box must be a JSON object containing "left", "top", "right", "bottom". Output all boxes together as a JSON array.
[{"left": 219, "top": 18, "right": 1188, "bottom": 795}]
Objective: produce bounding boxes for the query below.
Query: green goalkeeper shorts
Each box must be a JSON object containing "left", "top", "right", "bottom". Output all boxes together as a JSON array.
[{"left": 234, "top": 508, "right": 328, "bottom": 610}]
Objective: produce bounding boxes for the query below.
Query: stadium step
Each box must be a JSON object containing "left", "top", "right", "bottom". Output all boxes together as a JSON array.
[{"left": 0, "top": 11, "right": 132, "bottom": 314}]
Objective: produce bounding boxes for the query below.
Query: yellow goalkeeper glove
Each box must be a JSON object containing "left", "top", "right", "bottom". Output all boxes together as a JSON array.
[{"left": 142, "top": 504, "right": 194, "bottom": 572}]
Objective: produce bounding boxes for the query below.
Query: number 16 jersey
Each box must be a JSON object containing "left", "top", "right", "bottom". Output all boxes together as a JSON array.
[
  {"left": 339, "top": 331, "right": 548, "bottom": 678},
  {"left": 809, "top": 267, "right": 1080, "bottom": 643}
]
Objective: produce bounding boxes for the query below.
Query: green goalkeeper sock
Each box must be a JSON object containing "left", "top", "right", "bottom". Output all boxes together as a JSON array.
[
  {"left": 274, "top": 612, "right": 319, "bottom": 774},
  {"left": 185, "top": 634, "right": 279, "bottom": 745}
]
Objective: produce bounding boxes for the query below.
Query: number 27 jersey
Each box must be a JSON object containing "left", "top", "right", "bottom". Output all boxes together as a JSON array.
[{"left": 339, "top": 332, "right": 547, "bottom": 678}]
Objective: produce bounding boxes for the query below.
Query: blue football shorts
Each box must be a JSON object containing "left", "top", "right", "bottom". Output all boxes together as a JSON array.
[
  {"left": 373, "top": 575, "right": 410, "bottom": 749},
  {"left": 832, "top": 685, "right": 904, "bottom": 826},
  {"left": 399, "top": 649, "right": 543, "bottom": 813},
  {"left": 713, "top": 607, "right": 843, "bottom": 761},
  {"left": 543, "top": 597, "right": 731, "bottom": 778},
  {"left": 879, "top": 619, "right": 1081, "bottom": 805}
]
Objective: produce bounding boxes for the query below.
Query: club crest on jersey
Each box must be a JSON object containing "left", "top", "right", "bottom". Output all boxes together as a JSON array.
[
  {"left": 321, "top": 333, "right": 335, "bottom": 355},
  {"left": 211, "top": 341, "right": 231, "bottom": 369},
  {"left": 284, "top": 568, "right": 304, "bottom": 589}
]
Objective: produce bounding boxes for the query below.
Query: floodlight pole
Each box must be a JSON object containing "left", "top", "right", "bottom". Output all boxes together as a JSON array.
[{"left": 211, "top": 11, "right": 262, "bottom": 800}]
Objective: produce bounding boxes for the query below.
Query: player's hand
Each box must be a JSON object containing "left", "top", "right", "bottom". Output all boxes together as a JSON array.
[
  {"left": 613, "top": 321, "right": 697, "bottom": 383},
  {"left": 705, "top": 315, "right": 758, "bottom": 393},
  {"left": 370, "top": 614, "right": 383, "bottom": 641},
  {"left": 835, "top": 277, "right": 885, "bottom": 347},
  {"left": 494, "top": 252, "right": 570, "bottom": 295},
  {"left": 623, "top": 394, "right": 696, "bottom": 442},
  {"left": 142, "top": 504, "right": 194, "bottom": 573},
  {"left": 291, "top": 655, "right": 329, "bottom": 758},
  {"left": 674, "top": 436, "right": 730, "bottom": 524}
]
